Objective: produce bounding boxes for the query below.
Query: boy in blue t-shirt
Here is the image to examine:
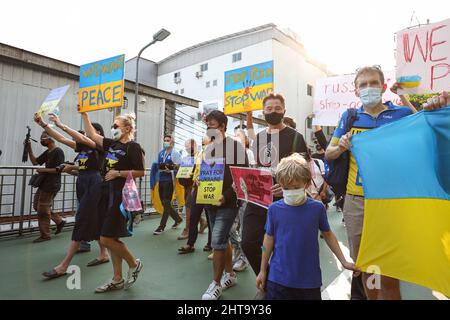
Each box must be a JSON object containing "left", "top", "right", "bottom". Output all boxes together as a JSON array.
[{"left": 256, "top": 153, "right": 360, "bottom": 300}]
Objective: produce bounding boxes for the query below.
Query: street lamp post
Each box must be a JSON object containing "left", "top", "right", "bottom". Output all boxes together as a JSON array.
[{"left": 134, "top": 28, "right": 171, "bottom": 141}]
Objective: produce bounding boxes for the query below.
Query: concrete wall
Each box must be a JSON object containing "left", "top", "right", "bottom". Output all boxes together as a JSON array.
[{"left": 0, "top": 59, "right": 164, "bottom": 167}]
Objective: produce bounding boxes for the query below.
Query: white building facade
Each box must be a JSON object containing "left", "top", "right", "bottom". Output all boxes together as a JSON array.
[{"left": 156, "top": 23, "right": 331, "bottom": 143}]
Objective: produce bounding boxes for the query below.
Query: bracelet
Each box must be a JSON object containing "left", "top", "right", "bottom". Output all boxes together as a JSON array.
[
  {"left": 62, "top": 125, "right": 68, "bottom": 132},
  {"left": 42, "top": 123, "right": 48, "bottom": 128}
]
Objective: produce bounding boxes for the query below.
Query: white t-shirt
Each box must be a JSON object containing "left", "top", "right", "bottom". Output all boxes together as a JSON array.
[{"left": 307, "top": 158, "right": 325, "bottom": 198}]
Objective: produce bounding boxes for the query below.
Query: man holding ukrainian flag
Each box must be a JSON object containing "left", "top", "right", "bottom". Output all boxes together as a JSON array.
[{"left": 326, "top": 65, "right": 449, "bottom": 300}]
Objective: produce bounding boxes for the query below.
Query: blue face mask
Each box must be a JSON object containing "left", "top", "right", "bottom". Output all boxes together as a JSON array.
[
  {"left": 359, "top": 87, "right": 382, "bottom": 109},
  {"left": 163, "top": 142, "right": 171, "bottom": 149}
]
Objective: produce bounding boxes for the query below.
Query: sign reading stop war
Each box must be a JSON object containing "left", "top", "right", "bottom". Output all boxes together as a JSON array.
[
  {"left": 312, "top": 71, "right": 400, "bottom": 126},
  {"left": 230, "top": 166, "right": 273, "bottom": 209},
  {"left": 396, "top": 18, "right": 450, "bottom": 94},
  {"left": 78, "top": 55, "right": 125, "bottom": 113},
  {"left": 176, "top": 157, "right": 195, "bottom": 179},
  {"left": 196, "top": 159, "right": 225, "bottom": 205},
  {"left": 224, "top": 61, "right": 274, "bottom": 115}
]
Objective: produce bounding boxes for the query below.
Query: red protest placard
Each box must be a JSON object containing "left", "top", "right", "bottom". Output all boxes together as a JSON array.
[{"left": 230, "top": 166, "right": 273, "bottom": 209}]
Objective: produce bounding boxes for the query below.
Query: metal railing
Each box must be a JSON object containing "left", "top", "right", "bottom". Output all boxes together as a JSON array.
[{"left": 0, "top": 166, "right": 153, "bottom": 238}]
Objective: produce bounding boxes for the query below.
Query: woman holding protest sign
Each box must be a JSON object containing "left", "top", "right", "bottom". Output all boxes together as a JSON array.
[
  {"left": 82, "top": 111, "right": 145, "bottom": 293},
  {"left": 34, "top": 113, "right": 110, "bottom": 279}
]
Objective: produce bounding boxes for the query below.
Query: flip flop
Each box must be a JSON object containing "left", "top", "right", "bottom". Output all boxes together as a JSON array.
[
  {"left": 87, "top": 258, "right": 110, "bottom": 267},
  {"left": 42, "top": 269, "right": 67, "bottom": 280},
  {"left": 178, "top": 246, "right": 195, "bottom": 254}
]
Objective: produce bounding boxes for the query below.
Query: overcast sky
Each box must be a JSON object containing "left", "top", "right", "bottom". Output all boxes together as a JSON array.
[{"left": 1, "top": 0, "right": 448, "bottom": 74}]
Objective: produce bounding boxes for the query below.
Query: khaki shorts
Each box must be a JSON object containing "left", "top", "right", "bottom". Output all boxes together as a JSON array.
[{"left": 343, "top": 194, "right": 365, "bottom": 261}]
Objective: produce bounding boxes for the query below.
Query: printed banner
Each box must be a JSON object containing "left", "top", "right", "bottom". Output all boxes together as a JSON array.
[
  {"left": 230, "top": 166, "right": 273, "bottom": 208},
  {"left": 36, "top": 85, "right": 70, "bottom": 116},
  {"left": 312, "top": 71, "right": 401, "bottom": 126},
  {"left": 78, "top": 55, "right": 125, "bottom": 113},
  {"left": 176, "top": 157, "right": 195, "bottom": 179},
  {"left": 196, "top": 159, "right": 225, "bottom": 205},
  {"left": 396, "top": 18, "right": 450, "bottom": 94},
  {"left": 224, "top": 61, "right": 274, "bottom": 115}
]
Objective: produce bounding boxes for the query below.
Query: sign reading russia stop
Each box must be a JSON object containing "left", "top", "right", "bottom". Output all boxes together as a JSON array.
[
  {"left": 196, "top": 159, "right": 225, "bottom": 205},
  {"left": 78, "top": 55, "right": 125, "bottom": 113}
]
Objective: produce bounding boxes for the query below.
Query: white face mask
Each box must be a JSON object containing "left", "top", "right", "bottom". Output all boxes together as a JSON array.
[
  {"left": 283, "top": 188, "right": 307, "bottom": 206},
  {"left": 359, "top": 87, "right": 383, "bottom": 109},
  {"left": 111, "top": 128, "right": 123, "bottom": 141}
]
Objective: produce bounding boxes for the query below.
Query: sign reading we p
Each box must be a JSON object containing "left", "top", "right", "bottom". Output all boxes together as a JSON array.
[
  {"left": 78, "top": 55, "right": 125, "bottom": 113},
  {"left": 396, "top": 19, "right": 450, "bottom": 94}
]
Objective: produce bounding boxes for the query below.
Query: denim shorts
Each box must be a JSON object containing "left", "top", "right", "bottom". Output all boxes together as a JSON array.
[{"left": 208, "top": 207, "right": 238, "bottom": 250}]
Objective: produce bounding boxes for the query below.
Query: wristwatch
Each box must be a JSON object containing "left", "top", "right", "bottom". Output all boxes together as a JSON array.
[{"left": 62, "top": 125, "right": 68, "bottom": 132}]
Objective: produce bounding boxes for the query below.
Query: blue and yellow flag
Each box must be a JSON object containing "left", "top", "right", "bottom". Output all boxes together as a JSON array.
[{"left": 352, "top": 106, "right": 450, "bottom": 296}]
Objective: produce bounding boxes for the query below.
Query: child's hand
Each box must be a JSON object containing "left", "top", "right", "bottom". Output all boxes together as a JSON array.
[
  {"left": 342, "top": 261, "right": 361, "bottom": 277},
  {"left": 255, "top": 271, "right": 266, "bottom": 291}
]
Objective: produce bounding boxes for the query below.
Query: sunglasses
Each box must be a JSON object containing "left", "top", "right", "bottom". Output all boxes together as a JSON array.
[{"left": 111, "top": 124, "right": 120, "bottom": 130}]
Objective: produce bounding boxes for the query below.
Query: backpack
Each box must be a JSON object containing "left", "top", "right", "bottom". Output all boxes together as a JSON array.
[{"left": 324, "top": 108, "right": 358, "bottom": 197}]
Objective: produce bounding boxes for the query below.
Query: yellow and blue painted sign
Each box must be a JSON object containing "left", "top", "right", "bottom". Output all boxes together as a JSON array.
[
  {"left": 196, "top": 158, "right": 225, "bottom": 205},
  {"left": 37, "top": 85, "right": 70, "bottom": 116},
  {"left": 224, "top": 61, "right": 274, "bottom": 115},
  {"left": 78, "top": 55, "right": 125, "bottom": 113}
]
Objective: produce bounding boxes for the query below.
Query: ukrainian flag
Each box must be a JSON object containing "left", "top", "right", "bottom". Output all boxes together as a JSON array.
[{"left": 352, "top": 106, "right": 450, "bottom": 297}]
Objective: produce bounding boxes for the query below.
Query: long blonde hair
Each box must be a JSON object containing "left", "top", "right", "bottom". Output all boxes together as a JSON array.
[{"left": 116, "top": 113, "right": 136, "bottom": 140}]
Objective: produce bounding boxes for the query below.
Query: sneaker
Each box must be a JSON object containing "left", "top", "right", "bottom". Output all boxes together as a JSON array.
[
  {"left": 95, "top": 279, "right": 124, "bottom": 293},
  {"left": 153, "top": 226, "right": 164, "bottom": 235},
  {"left": 125, "top": 259, "right": 143, "bottom": 289},
  {"left": 33, "top": 237, "right": 51, "bottom": 243},
  {"left": 55, "top": 220, "right": 66, "bottom": 235},
  {"left": 202, "top": 281, "right": 222, "bottom": 300},
  {"left": 172, "top": 220, "right": 183, "bottom": 229},
  {"left": 233, "top": 258, "right": 249, "bottom": 272},
  {"left": 207, "top": 252, "right": 214, "bottom": 260},
  {"left": 220, "top": 272, "right": 237, "bottom": 290}
]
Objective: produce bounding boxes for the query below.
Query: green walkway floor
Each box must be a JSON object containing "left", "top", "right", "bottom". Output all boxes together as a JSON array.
[{"left": 0, "top": 209, "right": 443, "bottom": 300}]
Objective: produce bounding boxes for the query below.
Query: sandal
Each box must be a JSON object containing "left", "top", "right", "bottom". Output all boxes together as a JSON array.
[
  {"left": 178, "top": 246, "right": 195, "bottom": 254},
  {"left": 42, "top": 269, "right": 67, "bottom": 280},
  {"left": 87, "top": 258, "right": 110, "bottom": 267}
]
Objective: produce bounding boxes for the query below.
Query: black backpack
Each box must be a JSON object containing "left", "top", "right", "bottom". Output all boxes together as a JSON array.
[{"left": 324, "top": 108, "right": 358, "bottom": 198}]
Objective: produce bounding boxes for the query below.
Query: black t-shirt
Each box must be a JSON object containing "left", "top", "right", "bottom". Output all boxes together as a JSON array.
[
  {"left": 36, "top": 147, "right": 65, "bottom": 193},
  {"left": 204, "top": 136, "right": 249, "bottom": 209},
  {"left": 103, "top": 138, "right": 145, "bottom": 190},
  {"left": 74, "top": 143, "right": 104, "bottom": 173},
  {"left": 252, "top": 126, "right": 307, "bottom": 201}
]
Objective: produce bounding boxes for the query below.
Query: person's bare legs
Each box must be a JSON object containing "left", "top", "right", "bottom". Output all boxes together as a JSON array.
[
  {"left": 100, "top": 237, "right": 137, "bottom": 269},
  {"left": 54, "top": 241, "right": 80, "bottom": 274},
  {"left": 213, "top": 242, "right": 234, "bottom": 283},
  {"left": 96, "top": 241, "right": 109, "bottom": 261},
  {"left": 379, "top": 276, "right": 401, "bottom": 300},
  {"left": 109, "top": 249, "right": 123, "bottom": 282}
]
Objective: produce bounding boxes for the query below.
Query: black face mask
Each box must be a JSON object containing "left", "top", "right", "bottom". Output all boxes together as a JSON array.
[
  {"left": 41, "top": 141, "right": 49, "bottom": 147},
  {"left": 264, "top": 112, "right": 284, "bottom": 125}
]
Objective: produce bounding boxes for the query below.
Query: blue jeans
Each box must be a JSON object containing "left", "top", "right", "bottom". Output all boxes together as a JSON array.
[{"left": 208, "top": 207, "right": 238, "bottom": 250}]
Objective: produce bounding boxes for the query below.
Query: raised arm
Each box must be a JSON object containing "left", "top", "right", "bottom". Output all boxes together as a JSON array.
[
  {"left": 81, "top": 112, "right": 104, "bottom": 147},
  {"left": 390, "top": 83, "right": 417, "bottom": 113},
  {"left": 246, "top": 111, "right": 257, "bottom": 141},
  {"left": 33, "top": 114, "right": 76, "bottom": 149},
  {"left": 49, "top": 113, "right": 96, "bottom": 149}
]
